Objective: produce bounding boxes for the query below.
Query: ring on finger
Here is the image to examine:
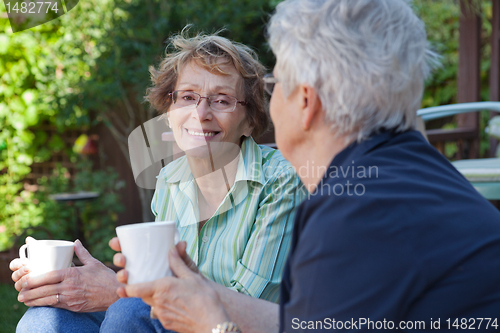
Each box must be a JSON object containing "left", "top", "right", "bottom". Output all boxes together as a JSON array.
[
  {"left": 150, "top": 307, "right": 158, "bottom": 319},
  {"left": 56, "top": 294, "right": 60, "bottom": 304}
]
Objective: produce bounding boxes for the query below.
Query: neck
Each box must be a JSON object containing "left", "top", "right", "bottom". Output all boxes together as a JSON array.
[
  {"left": 289, "top": 130, "right": 350, "bottom": 193},
  {"left": 187, "top": 143, "right": 241, "bottom": 196}
]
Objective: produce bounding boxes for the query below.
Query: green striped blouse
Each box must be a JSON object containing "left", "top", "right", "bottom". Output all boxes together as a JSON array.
[{"left": 151, "top": 137, "right": 306, "bottom": 303}]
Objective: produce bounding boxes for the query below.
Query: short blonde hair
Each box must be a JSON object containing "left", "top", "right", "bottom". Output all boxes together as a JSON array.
[{"left": 145, "top": 30, "right": 269, "bottom": 138}]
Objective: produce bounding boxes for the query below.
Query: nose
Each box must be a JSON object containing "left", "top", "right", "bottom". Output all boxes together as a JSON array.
[{"left": 193, "top": 97, "right": 212, "bottom": 120}]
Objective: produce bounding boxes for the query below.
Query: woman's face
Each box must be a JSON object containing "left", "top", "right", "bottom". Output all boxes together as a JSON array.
[{"left": 167, "top": 61, "right": 253, "bottom": 160}]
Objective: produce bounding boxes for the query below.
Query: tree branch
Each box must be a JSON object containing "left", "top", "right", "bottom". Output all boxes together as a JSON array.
[
  {"left": 117, "top": 82, "right": 136, "bottom": 130},
  {"left": 101, "top": 114, "right": 128, "bottom": 146}
]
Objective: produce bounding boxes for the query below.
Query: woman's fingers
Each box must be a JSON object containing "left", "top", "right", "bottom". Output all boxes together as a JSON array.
[
  {"left": 10, "top": 258, "right": 30, "bottom": 286},
  {"left": 16, "top": 268, "right": 66, "bottom": 292},
  {"left": 116, "top": 285, "right": 128, "bottom": 298},
  {"left": 169, "top": 246, "right": 198, "bottom": 278},
  {"left": 18, "top": 281, "right": 61, "bottom": 304},
  {"left": 9, "top": 258, "right": 28, "bottom": 271},
  {"left": 116, "top": 269, "right": 128, "bottom": 284},
  {"left": 175, "top": 241, "right": 199, "bottom": 274},
  {"left": 109, "top": 237, "right": 121, "bottom": 252},
  {"left": 113, "top": 253, "right": 125, "bottom": 268},
  {"left": 25, "top": 236, "right": 36, "bottom": 243},
  {"left": 124, "top": 279, "right": 159, "bottom": 299},
  {"left": 12, "top": 266, "right": 30, "bottom": 290},
  {"left": 74, "top": 240, "right": 97, "bottom": 265},
  {"left": 23, "top": 292, "right": 61, "bottom": 307}
]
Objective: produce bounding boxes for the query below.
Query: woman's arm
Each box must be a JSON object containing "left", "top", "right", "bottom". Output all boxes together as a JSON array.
[
  {"left": 228, "top": 166, "right": 305, "bottom": 300},
  {"left": 11, "top": 239, "right": 122, "bottom": 312},
  {"left": 210, "top": 279, "right": 280, "bottom": 333},
  {"left": 120, "top": 242, "right": 279, "bottom": 333}
]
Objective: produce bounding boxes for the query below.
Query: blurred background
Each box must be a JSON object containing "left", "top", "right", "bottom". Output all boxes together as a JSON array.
[{"left": 0, "top": 0, "right": 497, "bottom": 331}]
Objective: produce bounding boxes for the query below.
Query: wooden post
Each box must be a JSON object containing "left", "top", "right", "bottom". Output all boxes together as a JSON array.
[
  {"left": 490, "top": 0, "right": 500, "bottom": 156},
  {"left": 457, "top": 0, "right": 481, "bottom": 159}
]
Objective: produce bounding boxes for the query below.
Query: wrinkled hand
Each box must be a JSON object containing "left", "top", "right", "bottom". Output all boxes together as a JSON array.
[
  {"left": 10, "top": 239, "right": 122, "bottom": 312},
  {"left": 122, "top": 245, "right": 229, "bottom": 333},
  {"left": 10, "top": 236, "right": 36, "bottom": 285},
  {"left": 109, "top": 238, "right": 199, "bottom": 285}
]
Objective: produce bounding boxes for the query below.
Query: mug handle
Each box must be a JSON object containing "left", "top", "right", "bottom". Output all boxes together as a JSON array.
[{"left": 19, "top": 244, "right": 29, "bottom": 260}]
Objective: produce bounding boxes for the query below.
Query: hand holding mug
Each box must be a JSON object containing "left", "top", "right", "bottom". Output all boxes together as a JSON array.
[
  {"left": 18, "top": 239, "right": 74, "bottom": 278},
  {"left": 113, "top": 221, "right": 180, "bottom": 285},
  {"left": 11, "top": 239, "right": 122, "bottom": 312}
]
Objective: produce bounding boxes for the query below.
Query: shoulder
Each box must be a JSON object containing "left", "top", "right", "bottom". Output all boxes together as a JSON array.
[
  {"left": 157, "top": 156, "right": 188, "bottom": 181},
  {"left": 258, "top": 145, "right": 297, "bottom": 182}
]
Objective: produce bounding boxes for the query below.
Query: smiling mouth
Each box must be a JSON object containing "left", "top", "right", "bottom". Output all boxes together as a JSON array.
[{"left": 186, "top": 129, "right": 219, "bottom": 137}]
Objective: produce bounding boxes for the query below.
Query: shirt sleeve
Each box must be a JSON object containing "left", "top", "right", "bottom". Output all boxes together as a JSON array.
[{"left": 228, "top": 166, "right": 306, "bottom": 303}]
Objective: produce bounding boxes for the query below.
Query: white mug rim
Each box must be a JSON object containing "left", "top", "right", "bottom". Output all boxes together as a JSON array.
[
  {"left": 116, "top": 221, "right": 176, "bottom": 231},
  {"left": 27, "top": 240, "right": 74, "bottom": 247}
]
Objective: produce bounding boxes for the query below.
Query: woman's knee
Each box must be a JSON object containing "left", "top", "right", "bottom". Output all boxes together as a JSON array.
[
  {"left": 17, "top": 306, "right": 105, "bottom": 333},
  {"left": 101, "top": 298, "right": 155, "bottom": 332}
]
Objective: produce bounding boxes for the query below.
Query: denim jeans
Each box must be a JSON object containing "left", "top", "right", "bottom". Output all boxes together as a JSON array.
[{"left": 16, "top": 298, "right": 173, "bottom": 333}]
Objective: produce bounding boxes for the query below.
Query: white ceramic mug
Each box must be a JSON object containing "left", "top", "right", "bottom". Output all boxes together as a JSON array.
[
  {"left": 19, "top": 239, "right": 75, "bottom": 277},
  {"left": 116, "top": 221, "right": 179, "bottom": 284}
]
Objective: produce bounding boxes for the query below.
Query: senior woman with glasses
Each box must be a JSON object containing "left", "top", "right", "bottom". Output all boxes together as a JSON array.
[
  {"left": 114, "top": 0, "right": 500, "bottom": 332},
  {"left": 11, "top": 32, "right": 306, "bottom": 333}
]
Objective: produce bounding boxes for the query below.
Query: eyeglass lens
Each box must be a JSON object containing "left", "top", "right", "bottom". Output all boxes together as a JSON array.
[
  {"left": 264, "top": 83, "right": 275, "bottom": 96},
  {"left": 172, "top": 91, "right": 237, "bottom": 112}
]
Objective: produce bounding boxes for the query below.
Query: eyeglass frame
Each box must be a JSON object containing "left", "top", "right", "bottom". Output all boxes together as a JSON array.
[
  {"left": 167, "top": 90, "right": 248, "bottom": 113},
  {"left": 263, "top": 74, "right": 278, "bottom": 96}
]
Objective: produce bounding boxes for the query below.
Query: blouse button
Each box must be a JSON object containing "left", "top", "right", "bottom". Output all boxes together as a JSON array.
[{"left": 202, "top": 236, "right": 209, "bottom": 243}]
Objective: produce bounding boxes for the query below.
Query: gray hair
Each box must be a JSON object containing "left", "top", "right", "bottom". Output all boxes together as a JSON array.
[{"left": 268, "top": 0, "right": 440, "bottom": 143}]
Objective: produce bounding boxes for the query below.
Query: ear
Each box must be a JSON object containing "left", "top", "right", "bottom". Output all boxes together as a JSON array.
[
  {"left": 300, "top": 85, "right": 322, "bottom": 131},
  {"left": 242, "top": 122, "right": 254, "bottom": 138},
  {"left": 166, "top": 112, "right": 171, "bottom": 128}
]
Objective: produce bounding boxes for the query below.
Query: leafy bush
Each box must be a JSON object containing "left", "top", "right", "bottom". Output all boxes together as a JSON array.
[
  {"left": 414, "top": 0, "right": 493, "bottom": 158},
  {"left": 29, "top": 159, "right": 125, "bottom": 263},
  {"left": 1, "top": 0, "right": 496, "bottom": 256}
]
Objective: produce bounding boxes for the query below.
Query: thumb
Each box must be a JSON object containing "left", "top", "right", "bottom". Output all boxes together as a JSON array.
[
  {"left": 176, "top": 241, "right": 199, "bottom": 274},
  {"left": 74, "top": 239, "right": 96, "bottom": 265},
  {"left": 169, "top": 246, "right": 196, "bottom": 279},
  {"left": 25, "top": 236, "right": 36, "bottom": 244}
]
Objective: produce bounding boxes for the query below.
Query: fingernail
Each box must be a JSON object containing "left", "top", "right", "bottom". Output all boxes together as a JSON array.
[
  {"left": 18, "top": 294, "right": 24, "bottom": 302},
  {"left": 22, "top": 281, "right": 28, "bottom": 289}
]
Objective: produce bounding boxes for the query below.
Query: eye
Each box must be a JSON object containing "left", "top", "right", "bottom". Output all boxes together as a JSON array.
[
  {"left": 176, "top": 91, "right": 197, "bottom": 101},
  {"left": 212, "top": 95, "right": 232, "bottom": 105}
]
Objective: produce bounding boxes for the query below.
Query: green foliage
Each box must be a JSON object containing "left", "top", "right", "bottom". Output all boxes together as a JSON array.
[
  {"left": 414, "top": 0, "right": 460, "bottom": 108},
  {"left": 1, "top": 0, "right": 497, "bottom": 257},
  {"left": 1, "top": 0, "right": 276, "bottom": 255},
  {"left": 48, "top": 0, "right": 279, "bottom": 220},
  {"left": 0, "top": 283, "right": 28, "bottom": 333},
  {"left": 30, "top": 159, "right": 125, "bottom": 263},
  {"left": 414, "top": 0, "right": 493, "bottom": 159},
  {"left": 0, "top": 1, "right": 124, "bottom": 256},
  {"left": 53, "top": 0, "right": 277, "bottom": 128}
]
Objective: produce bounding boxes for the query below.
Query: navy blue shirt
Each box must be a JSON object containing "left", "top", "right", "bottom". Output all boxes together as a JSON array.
[{"left": 280, "top": 130, "right": 500, "bottom": 332}]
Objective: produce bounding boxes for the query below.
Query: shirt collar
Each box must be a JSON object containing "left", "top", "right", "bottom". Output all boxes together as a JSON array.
[
  {"left": 328, "top": 130, "right": 420, "bottom": 170},
  {"left": 157, "top": 136, "right": 266, "bottom": 186}
]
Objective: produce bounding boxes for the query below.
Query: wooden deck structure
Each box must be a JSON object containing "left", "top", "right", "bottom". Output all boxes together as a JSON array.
[{"left": 430, "top": 0, "right": 500, "bottom": 159}]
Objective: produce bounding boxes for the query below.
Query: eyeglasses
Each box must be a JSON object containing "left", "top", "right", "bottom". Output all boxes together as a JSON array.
[
  {"left": 168, "top": 90, "right": 247, "bottom": 113},
  {"left": 263, "top": 74, "right": 278, "bottom": 96}
]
